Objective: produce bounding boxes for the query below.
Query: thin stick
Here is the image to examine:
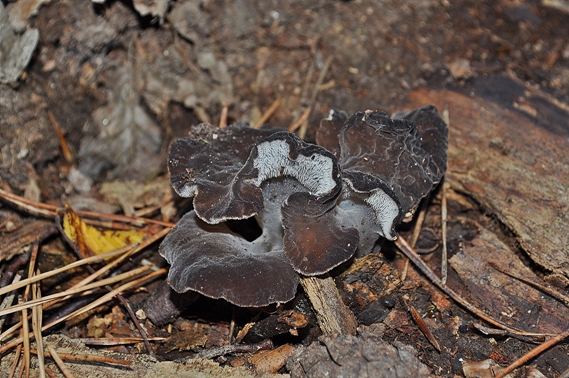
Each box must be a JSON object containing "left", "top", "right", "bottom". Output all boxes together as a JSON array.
[
  {"left": 489, "top": 262, "right": 569, "bottom": 307},
  {"left": 21, "top": 304, "right": 30, "bottom": 378},
  {"left": 0, "top": 265, "right": 152, "bottom": 317},
  {"left": 77, "top": 337, "right": 165, "bottom": 346},
  {"left": 403, "top": 195, "right": 431, "bottom": 282},
  {"left": 0, "top": 247, "right": 131, "bottom": 297},
  {"left": 253, "top": 96, "right": 281, "bottom": 129},
  {"left": 47, "top": 269, "right": 167, "bottom": 329},
  {"left": 495, "top": 330, "right": 569, "bottom": 378},
  {"left": 288, "top": 107, "right": 311, "bottom": 133},
  {"left": 46, "top": 346, "right": 75, "bottom": 378},
  {"left": 219, "top": 101, "right": 229, "bottom": 128},
  {"left": 48, "top": 111, "right": 73, "bottom": 163},
  {"left": 394, "top": 236, "right": 550, "bottom": 337},
  {"left": 0, "top": 273, "right": 22, "bottom": 331},
  {"left": 34, "top": 348, "right": 132, "bottom": 367},
  {"left": 43, "top": 366, "right": 58, "bottom": 378},
  {"left": 441, "top": 180, "right": 448, "bottom": 285},
  {"left": 8, "top": 344, "right": 23, "bottom": 378},
  {"left": 298, "top": 56, "right": 334, "bottom": 139},
  {"left": 0, "top": 188, "right": 175, "bottom": 227},
  {"left": 0, "top": 269, "right": 166, "bottom": 355}
]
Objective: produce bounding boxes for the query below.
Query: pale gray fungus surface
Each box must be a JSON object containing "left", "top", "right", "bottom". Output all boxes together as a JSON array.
[{"left": 160, "top": 106, "right": 448, "bottom": 307}]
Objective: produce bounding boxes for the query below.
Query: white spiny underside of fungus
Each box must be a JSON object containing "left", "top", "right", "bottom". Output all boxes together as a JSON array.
[{"left": 252, "top": 139, "right": 337, "bottom": 196}]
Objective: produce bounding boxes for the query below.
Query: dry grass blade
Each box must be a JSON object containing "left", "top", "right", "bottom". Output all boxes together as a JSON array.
[
  {"left": 409, "top": 305, "right": 441, "bottom": 352},
  {"left": 495, "top": 330, "right": 569, "bottom": 378},
  {"left": 402, "top": 195, "right": 431, "bottom": 282},
  {"left": 288, "top": 107, "right": 311, "bottom": 133},
  {"left": 0, "top": 269, "right": 166, "bottom": 355},
  {"left": 21, "top": 304, "right": 30, "bottom": 378},
  {"left": 0, "top": 265, "right": 152, "bottom": 317},
  {"left": 394, "top": 236, "right": 551, "bottom": 338},
  {"left": 32, "top": 280, "right": 45, "bottom": 378},
  {"left": 43, "top": 268, "right": 167, "bottom": 332},
  {"left": 46, "top": 346, "right": 75, "bottom": 378},
  {"left": 298, "top": 55, "right": 334, "bottom": 139},
  {"left": 219, "top": 101, "right": 229, "bottom": 128},
  {"left": 8, "top": 344, "right": 22, "bottom": 378}
]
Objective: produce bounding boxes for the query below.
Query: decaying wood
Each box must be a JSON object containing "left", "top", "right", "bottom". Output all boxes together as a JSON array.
[
  {"left": 299, "top": 276, "right": 357, "bottom": 336},
  {"left": 404, "top": 74, "right": 569, "bottom": 281}
]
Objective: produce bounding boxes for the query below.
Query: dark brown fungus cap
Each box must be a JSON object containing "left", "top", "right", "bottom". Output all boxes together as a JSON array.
[
  {"left": 315, "top": 109, "right": 349, "bottom": 157},
  {"left": 168, "top": 124, "right": 342, "bottom": 224},
  {"left": 323, "top": 106, "right": 448, "bottom": 221},
  {"left": 159, "top": 209, "right": 300, "bottom": 307},
  {"left": 281, "top": 191, "right": 359, "bottom": 275}
]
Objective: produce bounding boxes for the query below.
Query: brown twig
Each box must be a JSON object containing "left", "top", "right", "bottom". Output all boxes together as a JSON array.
[
  {"left": 0, "top": 188, "right": 175, "bottom": 228},
  {"left": 31, "top": 279, "right": 45, "bottom": 378},
  {"left": 77, "top": 337, "right": 165, "bottom": 346},
  {"left": 495, "top": 330, "right": 569, "bottom": 378},
  {"left": 440, "top": 179, "right": 448, "bottom": 285},
  {"left": 48, "top": 111, "right": 73, "bottom": 163},
  {"left": 8, "top": 344, "right": 22, "bottom": 378},
  {"left": 219, "top": 101, "right": 229, "bottom": 128},
  {"left": 195, "top": 339, "right": 273, "bottom": 360},
  {"left": 394, "top": 236, "right": 551, "bottom": 338},
  {"left": 253, "top": 96, "right": 281, "bottom": 129},
  {"left": 32, "top": 348, "right": 133, "bottom": 367},
  {"left": 21, "top": 300, "right": 30, "bottom": 378},
  {"left": 298, "top": 55, "right": 334, "bottom": 139},
  {"left": 402, "top": 194, "right": 431, "bottom": 282},
  {"left": 288, "top": 107, "right": 311, "bottom": 133}
]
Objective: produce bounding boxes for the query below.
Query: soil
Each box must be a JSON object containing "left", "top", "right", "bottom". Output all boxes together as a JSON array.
[{"left": 1, "top": 0, "right": 569, "bottom": 377}]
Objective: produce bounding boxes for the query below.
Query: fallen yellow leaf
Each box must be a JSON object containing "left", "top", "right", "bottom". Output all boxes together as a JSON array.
[{"left": 63, "top": 204, "right": 148, "bottom": 258}]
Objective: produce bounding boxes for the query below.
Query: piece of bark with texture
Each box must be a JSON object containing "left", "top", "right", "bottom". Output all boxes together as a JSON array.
[{"left": 404, "top": 74, "right": 569, "bottom": 280}]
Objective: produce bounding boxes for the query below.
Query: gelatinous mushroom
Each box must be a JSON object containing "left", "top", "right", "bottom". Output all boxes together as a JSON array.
[
  {"left": 161, "top": 122, "right": 354, "bottom": 306},
  {"left": 161, "top": 106, "right": 448, "bottom": 307}
]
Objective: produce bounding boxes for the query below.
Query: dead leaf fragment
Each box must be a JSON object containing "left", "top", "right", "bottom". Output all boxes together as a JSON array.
[
  {"left": 250, "top": 344, "right": 296, "bottom": 374},
  {"left": 7, "top": 0, "right": 51, "bottom": 31},
  {"left": 78, "top": 65, "right": 162, "bottom": 180},
  {"left": 462, "top": 359, "right": 509, "bottom": 378},
  {"left": 0, "top": 2, "right": 39, "bottom": 83}
]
